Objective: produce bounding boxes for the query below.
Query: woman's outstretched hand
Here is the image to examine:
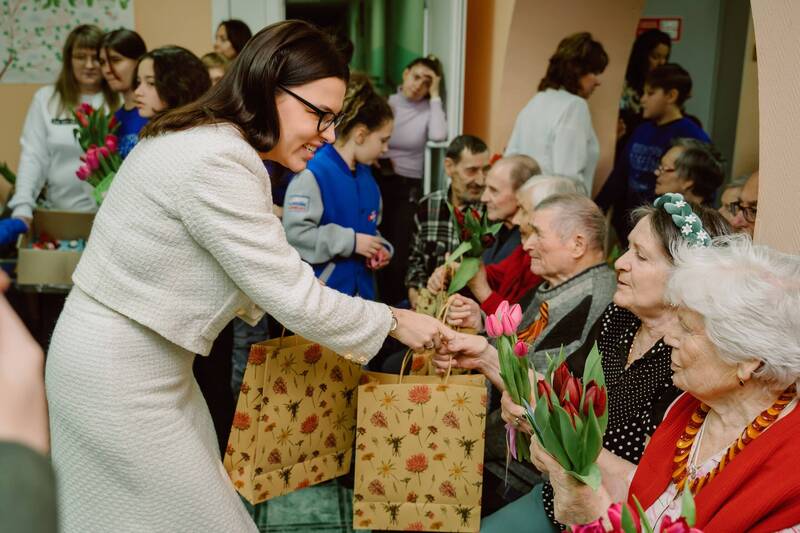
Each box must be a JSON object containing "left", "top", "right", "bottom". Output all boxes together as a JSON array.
[{"left": 389, "top": 307, "right": 455, "bottom": 352}]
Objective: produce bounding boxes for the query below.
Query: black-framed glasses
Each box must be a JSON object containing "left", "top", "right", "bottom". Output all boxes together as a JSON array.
[
  {"left": 728, "top": 201, "right": 758, "bottom": 223},
  {"left": 278, "top": 84, "right": 343, "bottom": 133},
  {"left": 656, "top": 164, "right": 676, "bottom": 174}
]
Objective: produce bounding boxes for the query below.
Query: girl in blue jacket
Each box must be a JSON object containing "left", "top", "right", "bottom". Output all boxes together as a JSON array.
[{"left": 283, "top": 74, "right": 394, "bottom": 300}]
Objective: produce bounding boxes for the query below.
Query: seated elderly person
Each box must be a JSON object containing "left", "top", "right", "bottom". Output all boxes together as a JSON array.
[
  {"left": 653, "top": 138, "right": 724, "bottom": 206},
  {"left": 426, "top": 175, "right": 584, "bottom": 316},
  {"left": 536, "top": 235, "right": 800, "bottom": 532},
  {"left": 437, "top": 194, "right": 732, "bottom": 531},
  {"left": 729, "top": 169, "right": 758, "bottom": 237}
]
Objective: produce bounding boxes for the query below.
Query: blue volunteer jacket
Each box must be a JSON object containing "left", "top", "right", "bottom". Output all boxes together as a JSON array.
[{"left": 307, "top": 144, "right": 382, "bottom": 300}]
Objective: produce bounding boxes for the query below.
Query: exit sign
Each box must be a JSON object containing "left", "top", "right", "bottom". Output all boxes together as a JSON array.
[{"left": 637, "top": 17, "right": 682, "bottom": 42}]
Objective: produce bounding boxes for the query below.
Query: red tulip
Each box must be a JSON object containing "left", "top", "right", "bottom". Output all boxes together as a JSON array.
[
  {"left": 78, "top": 102, "right": 95, "bottom": 115},
  {"left": 108, "top": 115, "right": 118, "bottom": 129},
  {"left": 98, "top": 146, "right": 110, "bottom": 159},
  {"left": 75, "top": 111, "right": 88, "bottom": 128},
  {"left": 469, "top": 207, "right": 481, "bottom": 222},
  {"left": 563, "top": 401, "right": 580, "bottom": 428},
  {"left": 481, "top": 234, "right": 495, "bottom": 248},
  {"left": 553, "top": 362, "right": 571, "bottom": 399},
  {"left": 537, "top": 379, "right": 553, "bottom": 409},
  {"left": 582, "top": 382, "right": 607, "bottom": 418},
  {"left": 454, "top": 207, "right": 465, "bottom": 226},
  {"left": 559, "top": 376, "right": 582, "bottom": 413}
]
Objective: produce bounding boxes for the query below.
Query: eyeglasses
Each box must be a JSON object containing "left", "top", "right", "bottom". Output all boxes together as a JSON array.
[
  {"left": 72, "top": 53, "right": 98, "bottom": 65},
  {"left": 656, "top": 164, "right": 676, "bottom": 174},
  {"left": 278, "top": 84, "right": 342, "bottom": 133},
  {"left": 728, "top": 201, "right": 757, "bottom": 223}
]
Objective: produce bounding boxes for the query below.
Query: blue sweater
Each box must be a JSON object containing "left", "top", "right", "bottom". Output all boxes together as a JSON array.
[
  {"left": 624, "top": 117, "right": 709, "bottom": 206},
  {"left": 305, "top": 144, "right": 382, "bottom": 299},
  {"left": 113, "top": 106, "right": 148, "bottom": 159}
]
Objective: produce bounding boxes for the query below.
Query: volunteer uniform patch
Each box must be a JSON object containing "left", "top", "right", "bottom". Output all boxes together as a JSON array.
[{"left": 286, "top": 195, "right": 310, "bottom": 213}]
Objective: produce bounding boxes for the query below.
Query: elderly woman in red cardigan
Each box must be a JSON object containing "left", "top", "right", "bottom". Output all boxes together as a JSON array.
[{"left": 532, "top": 235, "right": 800, "bottom": 532}]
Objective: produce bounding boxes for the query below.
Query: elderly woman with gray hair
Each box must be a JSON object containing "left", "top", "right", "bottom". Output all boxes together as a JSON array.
[
  {"left": 438, "top": 194, "right": 732, "bottom": 531},
  {"left": 535, "top": 235, "right": 800, "bottom": 532}
]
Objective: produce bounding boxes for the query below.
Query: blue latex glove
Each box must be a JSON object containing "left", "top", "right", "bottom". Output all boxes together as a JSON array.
[{"left": 0, "top": 218, "right": 28, "bottom": 246}]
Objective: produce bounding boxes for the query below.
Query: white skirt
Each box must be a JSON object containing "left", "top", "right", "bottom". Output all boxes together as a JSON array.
[{"left": 46, "top": 287, "right": 257, "bottom": 532}]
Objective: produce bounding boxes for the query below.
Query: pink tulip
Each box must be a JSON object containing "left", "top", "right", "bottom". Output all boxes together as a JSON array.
[
  {"left": 568, "top": 518, "right": 605, "bottom": 533},
  {"left": 508, "top": 303, "right": 522, "bottom": 330},
  {"left": 513, "top": 340, "right": 528, "bottom": 357},
  {"left": 501, "top": 312, "right": 517, "bottom": 336},
  {"left": 659, "top": 516, "right": 702, "bottom": 533},
  {"left": 496, "top": 300, "right": 510, "bottom": 319},
  {"left": 98, "top": 146, "right": 110, "bottom": 159},
  {"left": 606, "top": 502, "right": 640, "bottom": 532},
  {"left": 485, "top": 314, "right": 503, "bottom": 338},
  {"left": 75, "top": 164, "right": 91, "bottom": 180},
  {"left": 85, "top": 149, "right": 99, "bottom": 170},
  {"left": 105, "top": 134, "right": 118, "bottom": 152}
]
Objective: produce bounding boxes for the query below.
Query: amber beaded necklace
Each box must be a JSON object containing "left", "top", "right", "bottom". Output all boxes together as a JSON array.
[{"left": 671, "top": 384, "right": 796, "bottom": 496}]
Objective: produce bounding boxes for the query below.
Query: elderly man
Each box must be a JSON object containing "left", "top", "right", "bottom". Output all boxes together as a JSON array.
[
  {"left": 730, "top": 170, "right": 758, "bottom": 237},
  {"left": 480, "top": 155, "right": 541, "bottom": 265},
  {"left": 403, "top": 135, "right": 491, "bottom": 308}
]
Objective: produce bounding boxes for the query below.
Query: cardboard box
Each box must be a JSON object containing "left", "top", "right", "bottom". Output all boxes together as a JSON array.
[{"left": 16, "top": 209, "right": 95, "bottom": 286}]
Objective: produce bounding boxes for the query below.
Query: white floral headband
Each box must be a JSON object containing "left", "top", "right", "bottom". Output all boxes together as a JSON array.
[{"left": 653, "top": 193, "right": 711, "bottom": 247}]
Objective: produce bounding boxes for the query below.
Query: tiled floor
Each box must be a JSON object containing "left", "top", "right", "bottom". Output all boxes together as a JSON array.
[{"left": 243, "top": 481, "right": 369, "bottom": 533}]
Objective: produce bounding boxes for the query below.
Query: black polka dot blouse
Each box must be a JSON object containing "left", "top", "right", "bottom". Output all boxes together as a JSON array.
[{"left": 541, "top": 303, "right": 682, "bottom": 528}]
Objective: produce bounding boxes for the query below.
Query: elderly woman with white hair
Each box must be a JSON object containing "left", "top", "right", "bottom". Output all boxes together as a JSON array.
[
  {"left": 427, "top": 175, "right": 586, "bottom": 321},
  {"left": 438, "top": 194, "right": 732, "bottom": 531},
  {"left": 535, "top": 235, "right": 800, "bottom": 532}
]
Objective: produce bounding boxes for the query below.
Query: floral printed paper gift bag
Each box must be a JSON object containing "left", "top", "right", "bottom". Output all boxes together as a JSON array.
[
  {"left": 353, "top": 367, "right": 488, "bottom": 532},
  {"left": 224, "top": 335, "right": 362, "bottom": 504}
]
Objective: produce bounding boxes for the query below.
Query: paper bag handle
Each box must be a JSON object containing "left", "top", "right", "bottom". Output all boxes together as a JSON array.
[{"left": 398, "top": 348, "right": 453, "bottom": 384}]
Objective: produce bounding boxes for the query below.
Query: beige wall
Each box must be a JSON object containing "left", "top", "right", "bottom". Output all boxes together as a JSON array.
[
  {"left": 0, "top": 0, "right": 211, "bottom": 175},
  {"left": 751, "top": 0, "right": 800, "bottom": 253},
  {"left": 731, "top": 13, "right": 759, "bottom": 180},
  {"left": 463, "top": 0, "right": 644, "bottom": 196}
]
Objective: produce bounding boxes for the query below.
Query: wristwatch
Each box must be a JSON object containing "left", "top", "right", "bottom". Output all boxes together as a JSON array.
[{"left": 389, "top": 308, "right": 398, "bottom": 335}]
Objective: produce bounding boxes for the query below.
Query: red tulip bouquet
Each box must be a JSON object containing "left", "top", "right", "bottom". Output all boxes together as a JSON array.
[
  {"left": 568, "top": 491, "right": 701, "bottom": 533},
  {"left": 484, "top": 300, "right": 531, "bottom": 462},
  {"left": 444, "top": 205, "right": 501, "bottom": 294},
  {"left": 523, "top": 343, "right": 608, "bottom": 489},
  {"left": 73, "top": 103, "right": 122, "bottom": 204}
]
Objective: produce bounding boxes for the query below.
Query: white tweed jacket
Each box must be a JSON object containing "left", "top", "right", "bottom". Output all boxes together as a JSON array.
[{"left": 72, "top": 123, "right": 391, "bottom": 360}]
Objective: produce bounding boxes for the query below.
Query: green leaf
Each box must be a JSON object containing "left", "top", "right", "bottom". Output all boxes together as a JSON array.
[
  {"left": 632, "top": 496, "right": 655, "bottom": 533},
  {"left": 681, "top": 488, "right": 696, "bottom": 526},
  {"left": 621, "top": 502, "right": 638, "bottom": 533},
  {"left": 486, "top": 221, "right": 502, "bottom": 235},
  {"left": 583, "top": 342, "right": 605, "bottom": 387},
  {"left": 555, "top": 406, "right": 581, "bottom": 468},
  {"left": 566, "top": 463, "right": 602, "bottom": 490},
  {"left": 447, "top": 257, "right": 480, "bottom": 294},
  {"left": 581, "top": 408, "right": 604, "bottom": 468},
  {"left": 540, "top": 417, "right": 570, "bottom": 470},
  {"left": 444, "top": 241, "right": 472, "bottom": 265}
]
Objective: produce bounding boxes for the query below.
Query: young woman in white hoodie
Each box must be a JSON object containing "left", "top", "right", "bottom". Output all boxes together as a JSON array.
[{"left": 6, "top": 25, "right": 117, "bottom": 232}]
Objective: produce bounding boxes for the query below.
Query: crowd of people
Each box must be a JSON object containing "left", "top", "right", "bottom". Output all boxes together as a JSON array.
[{"left": 0, "top": 17, "right": 795, "bottom": 533}]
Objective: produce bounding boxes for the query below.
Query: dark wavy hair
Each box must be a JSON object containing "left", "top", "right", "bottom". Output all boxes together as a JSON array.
[
  {"left": 141, "top": 20, "right": 350, "bottom": 152},
  {"left": 100, "top": 28, "right": 147, "bottom": 90},
  {"left": 538, "top": 32, "right": 608, "bottom": 95},
  {"left": 136, "top": 46, "right": 210, "bottom": 115},
  {"left": 335, "top": 73, "right": 393, "bottom": 139},
  {"left": 219, "top": 19, "right": 253, "bottom": 55},
  {"left": 625, "top": 29, "right": 671, "bottom": 95}
]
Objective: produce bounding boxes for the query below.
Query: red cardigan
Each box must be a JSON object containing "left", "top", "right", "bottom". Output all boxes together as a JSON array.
[
  {"left": 481, "top": 245, "right": 542, "bottom": 314},
  {"left": 629, "top": 392, "right": 800, "bottom": 532}
]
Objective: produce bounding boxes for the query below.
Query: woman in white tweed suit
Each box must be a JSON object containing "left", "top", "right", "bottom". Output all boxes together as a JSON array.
[{"left": 45, "top": 20, "right": 451, "bottom": 532}]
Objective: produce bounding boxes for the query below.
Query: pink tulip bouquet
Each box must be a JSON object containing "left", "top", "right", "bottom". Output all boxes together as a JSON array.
[
  {"left": 72, "top": 103, "right": 122, "bottom": 204},
  {"left": 523, "top": 343, "right": 608, "bottom": 489},
  {"left": 484, "top": 300, "right": 531, "bottom": 462},
  {"left": 444, "top": 205, "right": 502, "bottom": 294},
  {"left": 569, "top": 491, "right": 702, "bottom": 533}
]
